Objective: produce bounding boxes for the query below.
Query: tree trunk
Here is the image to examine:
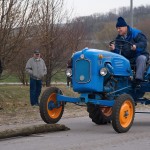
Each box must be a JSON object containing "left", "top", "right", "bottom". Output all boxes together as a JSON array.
[
  {"left": 0, "top": 124, "right": 69, "bottom": 139},
  {"left": 46, "top": 75, "right": 52, "bottom": 87}
]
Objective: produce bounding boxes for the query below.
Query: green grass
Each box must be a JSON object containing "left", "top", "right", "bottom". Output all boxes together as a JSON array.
[
  {"left": 51, "top": 70, "right": 66, "bottom": 82},
  {"left": 0, "top": 75, "right": 20, "bottom": 82},
  {"left": 0, "top": 70, "right": 66, "bottom": 83}
]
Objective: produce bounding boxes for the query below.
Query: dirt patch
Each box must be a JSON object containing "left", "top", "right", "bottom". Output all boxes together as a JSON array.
[{"left": 0, "top": 103, "right": 88, "bottom": 126}]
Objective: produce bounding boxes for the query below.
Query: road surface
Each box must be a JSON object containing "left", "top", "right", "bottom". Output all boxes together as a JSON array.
[{"left": 0, "top": 113, "right": 150, "bottom": 150}]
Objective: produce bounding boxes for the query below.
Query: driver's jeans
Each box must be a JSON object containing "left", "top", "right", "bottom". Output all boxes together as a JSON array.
[{"left": 136, "top": 55, "right": 147, "bottom": 80}]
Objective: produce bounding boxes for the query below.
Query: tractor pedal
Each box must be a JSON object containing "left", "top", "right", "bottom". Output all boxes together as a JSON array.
[
  {"left": 145, "top": 100, "right": 150, "bottom": 105},
  {"left": 138, "top": 97, "right": 150, "bottom": 105}
]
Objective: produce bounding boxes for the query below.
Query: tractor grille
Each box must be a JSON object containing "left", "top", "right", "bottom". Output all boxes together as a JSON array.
[{"left": 75, "top": 59, "right": 91, "bottom": 83}]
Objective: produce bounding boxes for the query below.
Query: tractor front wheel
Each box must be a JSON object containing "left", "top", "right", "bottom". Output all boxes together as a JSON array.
[
  {"left": 112, "top": 94, "right": 135, "bottom": 133},
  {"left": 40, "top": 87, "right": 64, "bottom": 124}
]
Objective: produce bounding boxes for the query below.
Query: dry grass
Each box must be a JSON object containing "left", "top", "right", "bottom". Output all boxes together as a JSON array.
[{"left": 0, "top": 85, "right": 87, "bottom": 126}]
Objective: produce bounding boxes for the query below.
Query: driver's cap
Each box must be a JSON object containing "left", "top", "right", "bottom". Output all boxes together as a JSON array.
[{"left": 116, "top": 17, "right": 128, "bottom": 28}]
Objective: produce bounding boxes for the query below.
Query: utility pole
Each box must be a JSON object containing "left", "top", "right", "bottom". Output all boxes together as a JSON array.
[{"left": 130, "top": 0, "right": 133, "bottom": 27}]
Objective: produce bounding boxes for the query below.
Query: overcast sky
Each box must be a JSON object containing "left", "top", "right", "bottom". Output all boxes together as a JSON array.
[{"left": 65, "top": 0, "right": 150, "bottom": 18}]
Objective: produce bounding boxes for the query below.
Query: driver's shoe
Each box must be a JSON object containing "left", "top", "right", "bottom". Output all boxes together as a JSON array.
[
  {"left": 135, "top": 79, "right": 142, "bottom": 88},
  {"left": 132, "top": 79, "right": 142, "bottom": 89}
]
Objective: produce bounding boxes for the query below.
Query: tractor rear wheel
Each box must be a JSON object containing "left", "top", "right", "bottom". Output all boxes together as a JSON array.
[
  {"left": 112, "top": 94, "right": 135, "bottom": 133},
  {"left": 40, "top": 87, "right": 64, "bottom": 124},
  {"left": 87, "top": 103, "right": 112, "bottom": 124}
]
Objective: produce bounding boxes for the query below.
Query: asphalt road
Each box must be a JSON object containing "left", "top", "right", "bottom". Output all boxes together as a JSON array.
[{"left": 0, "top": 113, "right": 150, "bottom": 150}]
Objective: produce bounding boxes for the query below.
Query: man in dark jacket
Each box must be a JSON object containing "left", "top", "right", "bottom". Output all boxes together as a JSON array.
[{"left": 109, "top": 17, "right": 149, "bottom": 86}]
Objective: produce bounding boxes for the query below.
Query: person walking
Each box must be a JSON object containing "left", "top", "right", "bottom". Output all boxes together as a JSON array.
[{"left": 25, "top": 49, "right": 47, "bottom": 106}]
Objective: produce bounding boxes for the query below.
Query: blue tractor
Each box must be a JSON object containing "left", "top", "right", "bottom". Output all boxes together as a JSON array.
[{"left": 40, "top": 40, "right": 150, "bottom": 133}]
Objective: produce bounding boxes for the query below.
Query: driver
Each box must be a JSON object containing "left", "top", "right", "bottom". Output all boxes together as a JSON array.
[{"left": 109, "top": 16, "right": 149, "bottom": 87}]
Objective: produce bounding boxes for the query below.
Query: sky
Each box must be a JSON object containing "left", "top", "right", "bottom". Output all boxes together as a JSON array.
[{"left": 65, "top": 0, "right": 150, "bottom": 18}]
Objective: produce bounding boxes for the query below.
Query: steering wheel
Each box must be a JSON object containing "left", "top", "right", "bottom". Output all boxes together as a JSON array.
[{"left": 109, "top": 39, "right": 133, "bottom": 51}]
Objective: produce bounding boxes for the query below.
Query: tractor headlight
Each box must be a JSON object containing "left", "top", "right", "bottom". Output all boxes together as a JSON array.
[
  {"left": 66, "top": 68, "right": 72, "bottom": 77},
  {"left": 100, "top": 68, "right": 108, "bottom": 76}
]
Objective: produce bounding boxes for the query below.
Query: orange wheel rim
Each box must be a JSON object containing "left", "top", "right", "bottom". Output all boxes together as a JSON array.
[
  {"left": 47, "top": 93, "right": 62, "bottom": 119},
  {"left": 119, "top": 100, "right": 133, "bottom": 128},
  {"left": 100, "top": 107, "right": 112, "bottom": 117}
]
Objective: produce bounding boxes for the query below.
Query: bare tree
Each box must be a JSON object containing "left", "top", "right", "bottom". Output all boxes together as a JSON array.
[
  {"left": 136, "top": 18, "right": 150, "bottom": 51},
  {"left": 0, "top": 0, "right": 36, "bottom": 78},
  {"left": 5, "top": 0, "right": 86, "bottom": 85},
  {"left": 96, "top": 22, "right": 117, "bottom": 50},
  {"left": 9, "top": 49, "right": 29, "bottom": 85},
  {"left": 0, "top": 0, "right": 40, "bottom": 83},
  {"left": 29, "top": 0, "right": 83, "bottom": 86},
  {"left": 67, "top": 18, "right": 86, "bottom": 51}
]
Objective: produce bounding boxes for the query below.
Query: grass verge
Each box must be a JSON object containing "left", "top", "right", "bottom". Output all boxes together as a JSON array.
[{"left": 0, "top": 85, "right": 87, "bottom": 126}]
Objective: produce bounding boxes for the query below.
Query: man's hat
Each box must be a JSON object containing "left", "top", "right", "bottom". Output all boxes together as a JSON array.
[
  {"left": 34, "top": 49, "right": 40, "bottom": 54},
  {"left": 116, "top": 17, "right": 128, "bottom": 28}
]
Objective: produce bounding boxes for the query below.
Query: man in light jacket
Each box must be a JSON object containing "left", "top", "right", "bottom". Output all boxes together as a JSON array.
[{"left": 25, "top": 49, "right": 47, "bottom": 106}]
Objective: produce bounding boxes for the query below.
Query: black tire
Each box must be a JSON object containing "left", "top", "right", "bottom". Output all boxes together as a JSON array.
[
  {"left": 112, "top": 94, "right": 135, "bottom": 133},
  {"left": 40, "top": 87, "right": 64, "bottom": 124},
  {"left": 87, "top": 103, "right": 112, "bottom": 125}
]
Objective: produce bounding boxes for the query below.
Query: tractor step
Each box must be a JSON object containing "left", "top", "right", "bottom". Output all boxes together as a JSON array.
[{"left": 137, "top": 97, "right": 150, "bottom": 105}]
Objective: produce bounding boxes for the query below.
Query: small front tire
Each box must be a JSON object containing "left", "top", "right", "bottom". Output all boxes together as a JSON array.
[
  {"left": 40, "top": 87, "right": 64, "bottom": 124},
  {"left": 112, "top": 94, "right": 135, "bottom": 133}
]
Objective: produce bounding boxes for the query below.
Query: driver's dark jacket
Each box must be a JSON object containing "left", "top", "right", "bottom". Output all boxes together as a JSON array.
[{"left": 112, "top": 26, "right": 149, "bottom": 61}]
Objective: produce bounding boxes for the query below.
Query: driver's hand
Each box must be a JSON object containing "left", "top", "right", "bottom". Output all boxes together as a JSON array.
[
  {"left": 109, "top": 43, "right": 115, "bottom": 50},
  {"left": 131, "top": 44, "right": 136, "bottom": 50}
]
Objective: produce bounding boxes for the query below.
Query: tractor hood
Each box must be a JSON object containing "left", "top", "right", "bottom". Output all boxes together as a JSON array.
[{"left": 72, "top": 47, "right": 131, "bottom": 93}]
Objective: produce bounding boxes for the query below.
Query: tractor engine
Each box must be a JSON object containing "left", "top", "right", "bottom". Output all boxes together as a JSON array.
[{"left": 66, "top": 47, "right": 132, "bottom": 94}]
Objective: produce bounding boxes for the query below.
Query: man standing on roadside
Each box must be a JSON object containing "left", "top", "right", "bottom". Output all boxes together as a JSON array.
[{"left": 25, "top": 49, "right": 47, "bottom": 106}]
